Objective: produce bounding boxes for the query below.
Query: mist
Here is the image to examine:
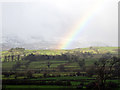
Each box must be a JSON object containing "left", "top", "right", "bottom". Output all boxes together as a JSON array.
[{"left": 1, "top": 0, "right": 118, "bottom": 49}]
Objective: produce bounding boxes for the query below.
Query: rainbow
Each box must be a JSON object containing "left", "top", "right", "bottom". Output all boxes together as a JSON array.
[{"left": 57, "top": 0, "right": 105, "bottom": 49}]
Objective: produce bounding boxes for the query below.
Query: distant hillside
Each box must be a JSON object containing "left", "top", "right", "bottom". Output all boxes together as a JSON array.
[
  {"left": 2, "top": 35, "right": 115, "bottom": 50},
  {"left": 1, "top": 47, "right": 118, "bottom": 56}
]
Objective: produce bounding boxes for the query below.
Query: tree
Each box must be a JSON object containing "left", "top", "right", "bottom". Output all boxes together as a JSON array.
[
  {"left": 26, "top": 70, "right": 33, "bottom": 78},
  {"left": 11, "top": 55, "right": 14, "bottom": 61},
  {"left": 17, "top": 55, "right": 20, "bottom": 61},
  {"left": 78, "top": 59, "right": 86, "bottom": 71},
  {"left": 12, "top": 61, "right": 21, "bottom": 71},
  {"left": 86, "top": 66, "right": 95, "bottom": 77},
  {"left": 47, "top": 62, "right": 51, "bottom": 68},
  {"left": 94, "top": 54, "right": 119, "bottom": 90},
  {"left": 24, "top": 53, "right": 36, "bottom": 61},
  {"left": 4, "top": 56, "right": 7, "bottom": 62},
  {"left": 7, "top": 55, "right": 10, "bottom": 62},
  {"left": 58, "top": 65, "right": 65, "bottom": 72}
]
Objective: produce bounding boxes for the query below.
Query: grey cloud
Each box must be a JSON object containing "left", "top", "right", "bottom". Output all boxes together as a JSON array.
[{"left": 1, "top": 0, "right": 118, "bottom": 49}]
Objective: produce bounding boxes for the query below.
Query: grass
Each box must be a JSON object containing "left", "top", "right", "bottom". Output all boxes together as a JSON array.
[
  {"left": 30, "top": 76, "right": 94, "bottom": 81},
  {"left": 2, "top": 62, "right": 16, "bottom": 70},
  {"left": 2, "top": 75, "right": 120, "bottom": 89},
  {"left": 1, "top": 47, "right": 120, "bottom": 89},
  {"left": 3, "top": 85, "right": 73, "bottom": 89},
  {"left": 85, "top": 58, "right": 97, "bottom": 66},
  {"left": 2, "top": 47, "right": 118, "bottom": 56}
]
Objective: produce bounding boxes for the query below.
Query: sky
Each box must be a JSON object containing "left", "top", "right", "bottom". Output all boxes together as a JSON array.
[{"left": 0, "top": 0, "right": 119, "bottom": 49}]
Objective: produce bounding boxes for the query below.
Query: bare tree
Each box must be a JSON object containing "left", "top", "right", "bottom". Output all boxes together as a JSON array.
[{"left": 94, "top": 54, "right": 119, "bottom": 90}]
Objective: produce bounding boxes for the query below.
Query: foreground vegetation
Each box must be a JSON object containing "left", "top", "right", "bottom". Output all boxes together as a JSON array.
[{"left": 1, "top": 47, "right": 120, "bottom": 89}]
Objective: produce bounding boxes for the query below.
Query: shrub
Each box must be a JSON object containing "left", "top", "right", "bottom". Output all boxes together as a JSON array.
[
  {"left": 77, "top": 83, "right": 84, "bottom": 89},
  {"left": 86, "top": 82, "right": 97, "bottom": 90},
  {"left": 107, "top": 82, "right": 119, "bottom": 89}
]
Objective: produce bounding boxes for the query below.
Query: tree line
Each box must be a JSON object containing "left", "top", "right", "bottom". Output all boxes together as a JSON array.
[{"left": 3, "top": 51, "right": 93, "bottom": 62}]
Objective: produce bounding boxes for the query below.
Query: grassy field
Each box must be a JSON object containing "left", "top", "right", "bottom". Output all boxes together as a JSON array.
[
  {"left": 2, "top": 47, "right": 119, "bottom": 70},
  {"left": 2, "top": 77, "right": 120, "bottom": 89},
  {"left": 1, "top": 47, "right": 120, "bottom": 89}
]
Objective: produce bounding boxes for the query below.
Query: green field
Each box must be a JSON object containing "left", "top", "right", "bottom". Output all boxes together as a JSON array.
[{"left": 1, "top": 47, "right": 120, "bottom": 89}]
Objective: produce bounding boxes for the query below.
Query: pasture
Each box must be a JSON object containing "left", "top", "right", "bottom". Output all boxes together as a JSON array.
[{"left": 1, "top": 47, "right": 120, "bottom": 89}]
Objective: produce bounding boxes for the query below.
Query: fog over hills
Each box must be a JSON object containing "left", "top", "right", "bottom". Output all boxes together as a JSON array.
[
  {"left": 1, "top": 0, "right": 118, "bottom": 50},
  {"left": 1, "top": 34, "right": 110, "bottom": 50}
]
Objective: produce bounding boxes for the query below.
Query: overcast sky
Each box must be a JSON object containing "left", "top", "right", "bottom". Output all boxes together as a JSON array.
[{"left": 1, "top": 0, "right": 119, "bottom": 48}]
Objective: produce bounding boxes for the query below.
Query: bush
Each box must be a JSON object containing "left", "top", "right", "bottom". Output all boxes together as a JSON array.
[
  {"left": 77, "top": 83, "right": 84, "bottom": 89},
  {"left": 26, "top": 70, "right": 33, "bottom": 78},
  {"left": 86, "top": 82, "right": 97, "bottom": 90},
  {"left": 107, "top": 82, "right": 119, "bottom": 89}
]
